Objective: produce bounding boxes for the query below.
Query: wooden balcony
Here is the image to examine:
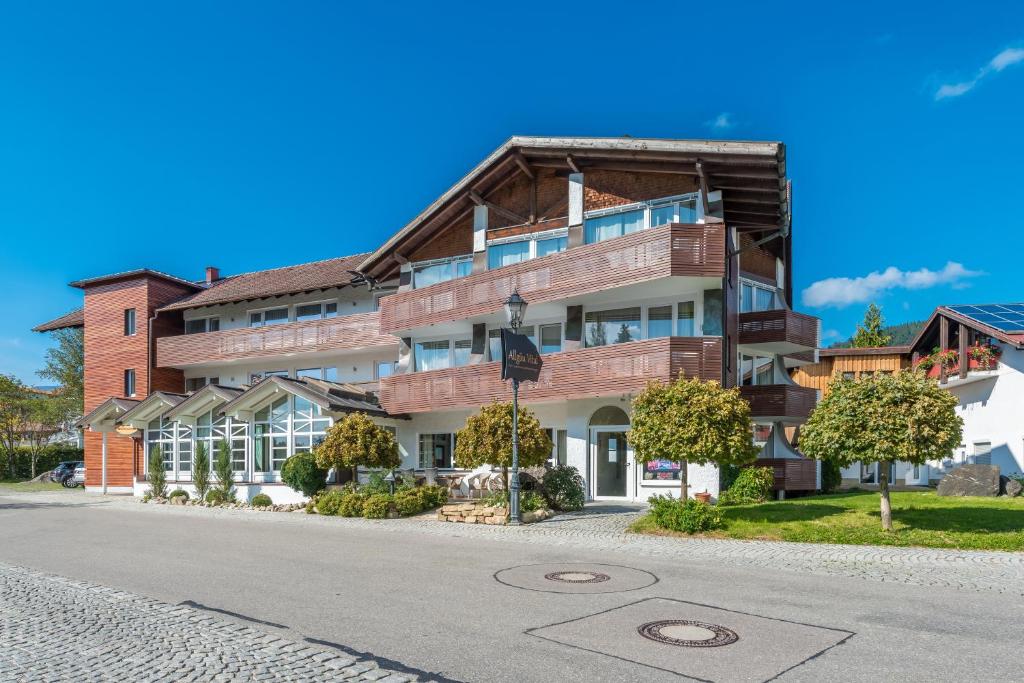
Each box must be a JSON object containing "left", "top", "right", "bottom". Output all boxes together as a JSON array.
[
  {"left": 380, "top": 336, "right": 722, "bottom": 414},
  {"left": 157, "top": 312, "right": 396, "bottom": 368},
  {"left": 738, "top": 309, "right": 819, "bottom": 355},
  {"left": 740, "top": 384, "right": 816, "bottom": 422},
  {"left": 752, "top": 458, "right": 818, "bottom": 492},
  {"left": 380, "top": 223, "right": 726, "bottom": 334}
]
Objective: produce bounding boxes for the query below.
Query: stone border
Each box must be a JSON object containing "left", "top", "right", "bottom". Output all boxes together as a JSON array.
[{"left": 637, "top": 620, "right": 739, "bottom": 648}]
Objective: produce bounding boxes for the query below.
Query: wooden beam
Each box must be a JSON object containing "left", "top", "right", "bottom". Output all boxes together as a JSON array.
[
  {"left": 529, "top": 176, "right": 537, "bottom": 223},
  {"left": 696, "top": 161, "right": 711, "bottom": 216},
  {"left": 939, "top": 316, "right": 949, "bottom": 385},
  {"left": 512, "top": 153, "right": 534, "bottom": 180},
  {"left": 565, "top": 154, "right": 581, "bottom": 174},
  {"left": 539, "top": 196, "right": 569, "bottom": 222},
  {"left": 958, "top": 322, "right": 968, "bottom": 380},
  {"left": 467, "top": 190, "right": 528, "bottom": 225}
]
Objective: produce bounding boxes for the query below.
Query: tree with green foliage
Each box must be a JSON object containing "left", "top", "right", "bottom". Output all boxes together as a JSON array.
[
  {"left": 315, "top": 412, "right": 400, "bottom": 485},
  {"left": 37, "top": 327, "right": 85, "bottom": 414},
  {"left": 214, "top": 440, "right": 235, "bottom": 501},
  {"left": 192, "top": 441, "right": 211, "bottom": 501},
  {"left": 454, "top": 401, "right": 552, "bottom": 492},
  {"left": 850, "top": 303, "right": 892, "bottom": 348},
  {"left": 147, "top": 445, "right": 167, "bottom": 498},
  {"left": 0, "top": 375, "right": 32, "bottom": 479},
  {"left": 800, "top": 371, "right": 962, "bottom": 531},
  {"left": 281, "top": 451, "right": 328, "bottom": 498},
  {"left": 630, "top": 375, "right": 760, "bottom": 500}
]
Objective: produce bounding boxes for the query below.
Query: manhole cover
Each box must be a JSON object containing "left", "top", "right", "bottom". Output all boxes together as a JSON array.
[
  {"left": 637, "top": 620, "right": 739, "bottom": 648},
  {"left": 544, "top": 571, "right": 611, "bottom": 584}
]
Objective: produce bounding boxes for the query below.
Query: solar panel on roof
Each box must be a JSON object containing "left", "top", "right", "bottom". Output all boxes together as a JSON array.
[{"left": 948, "top": 303, "right": 1024, "bottom": 333}]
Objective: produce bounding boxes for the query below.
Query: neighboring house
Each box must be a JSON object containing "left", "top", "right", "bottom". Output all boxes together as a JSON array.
[
  {"left": 34, "top": 136, "right": 820, "bottom": 503},
  {"left": 790, "top": 304, "right": 1024, "bottom": 487}
]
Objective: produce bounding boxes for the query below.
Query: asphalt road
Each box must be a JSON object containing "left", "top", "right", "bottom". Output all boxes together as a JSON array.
[{"left": 1, "top": 491, "right": 1021, "bottom": 682}]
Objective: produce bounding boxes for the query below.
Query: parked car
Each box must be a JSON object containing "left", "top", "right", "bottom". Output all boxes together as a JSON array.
[
  {"left": 50, "top": 461, "right": 83, "bottom": 484},
  {"left": 61, "top": 465, "right": 85, "bottom": 489}
]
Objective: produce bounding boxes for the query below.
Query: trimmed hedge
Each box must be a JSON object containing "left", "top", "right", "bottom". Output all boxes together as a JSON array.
[
  {"left": 3, "top": 446, "right": 83, "bottom": 480},
  {"left": 649, "top": 495, "right": 723, "bottom": 534},
  {"left": 168, "top": 489, "right": 189, "bottom": 501},
  {"left": 251, "top": 493, "right": 273, "bottom": 507}
]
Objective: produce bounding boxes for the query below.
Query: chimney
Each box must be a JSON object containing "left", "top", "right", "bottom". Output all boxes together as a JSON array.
[{"left": 205, "top": 266, "right": 220, "bottom": 284}]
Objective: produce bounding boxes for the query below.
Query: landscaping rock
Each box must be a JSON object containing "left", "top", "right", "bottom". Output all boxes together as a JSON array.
[
  {"left": 1000, "top": 476, "right": 1022, "bottom": 498},
  {"left": 937, "top": 464, "right": 1001, "bottom": 497}
]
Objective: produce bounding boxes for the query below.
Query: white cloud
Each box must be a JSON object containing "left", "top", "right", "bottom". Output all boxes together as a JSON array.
[
  {"left": 801, "top": 261, "right": 984, "bottom": 309},
  {"left": 821, "top": 328, "right": 841, "bottom": 341},
  {"left": 935, "top": 46, "right": 1024, "bottom": 100},
  {"left": 705, "top": 112, "right": 735, "bottom": 131}
]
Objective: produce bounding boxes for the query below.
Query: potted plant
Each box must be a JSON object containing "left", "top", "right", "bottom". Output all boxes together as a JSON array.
[{"left": 694, "top": 491, "right": 712, "bottom": 504}]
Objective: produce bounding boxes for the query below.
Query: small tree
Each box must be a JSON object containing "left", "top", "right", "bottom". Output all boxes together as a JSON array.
[
  {"left": 147, "top": 445, "right": 167, "bottom": 498},
  {"left": 37, "top": 327, "right": 85, "bottom": 414},
  {"left": 22, "top": 393, "right": 73, "bottom": 479},
  {"left": 0, "top": 374, "right": 31, "bottom": 479},
  {"left": 315, "top": 412, "right": 399, "bottom": 485},
  {"left": 214, "top": 440, "right": 235, "bottom": 501},
  {"left": 800, "top": 370, "right": 962, "bottom": 531},
  {"left": 454, "top": 401, "right": 552, "bottom": 492},
  {"left": 281, "top": 451, "right": 328, "bottom": 498},
  {"left": 192, "top": 441, "right": 211, "bottom": 501},
  {"left": 850, "top": 303, "right": 891, "bottom": 348},
  {"left": 630, "top": 375, "right": 760, "bottom": 500}
]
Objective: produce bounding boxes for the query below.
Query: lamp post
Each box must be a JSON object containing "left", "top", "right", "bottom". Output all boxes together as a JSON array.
[{"left": 504, "top": 290, "right": 528, "bottom": 526}]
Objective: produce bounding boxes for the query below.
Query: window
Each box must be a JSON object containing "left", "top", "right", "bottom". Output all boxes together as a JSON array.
[
  {"left": 415, "top": 340, "right": 450, "bottom": 372},
  {"left": 488, "top": 326, "right": 536, "bottom": 361},
  {"left": 487, "top": 241, "right": 531, "bottom": 269},
  {"left": 971, "top": 441, "right": 992, "bottom": 465},
  {"left": 647, "top": 306, "right": 673, "bottom": 338},
  {"left": 412, "top": 256, "right": 472, "bottom": 289},
  {"left": 146, "top": 418, "right": 174, "bottom": 473},
  {"left": 485, "top": 231, "right": 568, "bottom": 271},
  {"left": 584, "top": 194, "right": 700, "bottom": 245},
  {"left": 249, "top": 307, "right": 289, "bottom": 327},
  {"left": 418, "top": 433, "right": 454, "bottom": 469},
  {"left": 752, "top": 424, "right": 772, "bottom": 447},
  {"left": 296, "top": 367, "right": 338, "bottom": 381},
  {"left": 124, "top": 308, "right": 136, "bottom": 336},
  {"left": 124, "top": 369, "right": 136, "bottom": 397},
  {"left": 677, "top": 302, "right": 695, "bottom": 336},
  {"left": 295, "top": 302, "right": 338, "bottom": 322},
  {"left": 539, "top": 324, "right": 562, "bottom": 354},
  {"left": 585, "top": 208, "right": 644, "bottom": 244},
  {"left": 536, "top": 236, "right": 567, "bottom": 257},
  {"left": 323, "top": 367, "right": 338, "bottom": 382},
  {"left": 292, "top": 396, "right": 330, "bottom": 459},
  {"left": 186, "top": 377, "right": 206, "bottom": 392},
  {"left": 545, "top": 429, "right": 568, "bottom": 466},
  {"left": 740, "top": 355, "right": 774, "bottom": 386},
  {"left": 649, "top": 197, "right": 698, "bottom": 226},
  {"left": 585, "top": 308, "right": 640, "bottom": 347},
  {"left": 740, "top": 281, "right": 778, "bottom": 313},
  {"left": 185, "top": 317, "right": 220, "bottom": 334},
  {"left": 453, "top": 339, "right": 472, "bottom": 366},
  {"left": 175, "top": 423, "right": 192, "bottom": 477},
  {"left": 254, "top": 396, "right": 289, "bottom": 473},
  {"left": 376, "top": 360, "right": 396, "bottom": 379}
]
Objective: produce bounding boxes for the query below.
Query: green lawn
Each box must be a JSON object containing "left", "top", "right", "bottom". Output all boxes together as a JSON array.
[
  {"left": 0, "top": 479, "right": 75, "bottom": 493},
  {"left": 630, "top": 491, "right": 1024, "bottom": 552}
]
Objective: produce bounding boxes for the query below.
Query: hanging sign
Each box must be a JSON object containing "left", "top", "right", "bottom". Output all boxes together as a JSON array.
[{"left": 500, "top": 328, "right": 543, "bottom": 382}]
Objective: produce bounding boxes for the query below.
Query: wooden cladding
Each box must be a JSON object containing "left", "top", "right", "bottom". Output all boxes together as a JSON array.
[
  {"left": 740, "top": 385, "right": 816, "bottom": 421},
  {"left": 156, "top": 312, "right": 395, "bottom": 368},
  {"left": 380, "top": 223, "right": 726, "bottom": 334},
  {"left": 738, "top": 309, "right": 818, "bottom": 351},
  {"left": 379, "top": 336, "right": 722, "bottom": 414},
  {"left": 753, "top": 458, "right": 818, "bottom": 492}
]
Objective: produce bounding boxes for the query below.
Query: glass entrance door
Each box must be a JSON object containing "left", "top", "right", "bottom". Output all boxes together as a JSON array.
[{"left": 593, "top": 430, "right": 631, "bottom": 498}]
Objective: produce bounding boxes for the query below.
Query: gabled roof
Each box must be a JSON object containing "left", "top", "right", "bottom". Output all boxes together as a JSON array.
[
  {"left": 76, "top": 397, "right": 140, "bottom": 429},
  {"left": 69, "top": 268, "right": 202, "bottom": 291},
  {"left": 357, "top": 135, "right": 788, "bottom": 279},
  {"left": 910, "top": 304, "right": 1024, "bottom": 353},
  {"left": 33, "top": 308, "right": 85, "bottom": 333},
  {"left": 164, "top": 384, "right": 246, "bottom": 421},
  {"left": 219, "top": 375, "right": 397, "bottom": 419},
  {"left": 158, "top": 253, "right": 369, "bottom": 312},
  {"left": 819, "top": 346, "right": 911, "bottom": 357},
  {"left": 118, "top": 392, "right": 188, "bottom": 427}
]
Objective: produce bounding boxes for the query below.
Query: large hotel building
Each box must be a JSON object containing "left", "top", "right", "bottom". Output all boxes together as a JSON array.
[{"left": 35, "top": 137, "right": 820, "bottom": 503}]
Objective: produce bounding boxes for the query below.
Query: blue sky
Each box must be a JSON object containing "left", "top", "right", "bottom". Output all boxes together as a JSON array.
[{"left": 2, "top": 1, "right": 1022, "bottom": 383}]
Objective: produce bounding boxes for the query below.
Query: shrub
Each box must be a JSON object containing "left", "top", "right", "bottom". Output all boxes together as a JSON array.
[
  {"left": 417, "top": 484, "right": 449, "bottom": 508},
  {"left": 362, "top": 493, "right": 394, "bottom": 519},
  {"left": 338, "top": 492, "right": 366, "bottom": 517},
  {"left": 147, "top": 446, "right": 167, "bottom": 499},
  {"left": 394, "top": 490, "right": 424, "bottom": 516},
  {"left": 541, "top": 465, "right": 585, "bottom": 511},
  {"left": 213, "top": 440, "right": 235, "bottom": 502},
  {"left": 648, "top": 495, "right": 723, "bottom": 534},
  {"left": 820, "top": 459, "right": 842, "bottom": 493},
  {"left": 4, "top": 446, "right": 84, "bottom": 480},
  {"left": 521, "top": 490, "right": 546, "bottom": 512},
  {"left": 193, "top": 442, "right": 210, "bottom": 502},
  {"left": 482, "top": 490, "right": 508, "bottom": 508},
  {"left": 361, "top": 471, "right": 392, "bottom": 495},
  {"left": 168, "top": 489, "right": 189, "bottom": 501},
  {"left": 281, "top": 452, "right": 328, "bottom": 498},
  {"left": 316, "top": 490, "right": 345, "bottom": 516},
  {"left": 251, "top": 493, "right": 273, "bottom": 507},
  {"left": 718, "top": 467, "right": 774, "bottom": 506},
  {"left": 205, "top": 489, "right": 226, "bottom": 506},
  {"left": 304, "top": 500, "right": 316, "bottom": 514},
  {"left": 719, "top": 463, "right": 742, "bottom": 492}
]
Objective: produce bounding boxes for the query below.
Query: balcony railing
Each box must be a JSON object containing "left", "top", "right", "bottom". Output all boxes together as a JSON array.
[
  {"left": 740, "top": 384, "right": 816, "bottom": 422},
  {"left": 380, "top": 336, "right": 722, "bottom": 414},
  {"left": 380, "top": 223, "right": 726, "bottom": 334},
  {"left": 157, "top": 312, "right": 396, "bottom": 368},
  {"left": 738, "top": 309, "right": 819, "bottom": 354}
]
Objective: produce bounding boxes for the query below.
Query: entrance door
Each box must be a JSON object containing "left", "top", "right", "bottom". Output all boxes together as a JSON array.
[{"left": 591, "top": 427, "right": 634, "bottom": 499}]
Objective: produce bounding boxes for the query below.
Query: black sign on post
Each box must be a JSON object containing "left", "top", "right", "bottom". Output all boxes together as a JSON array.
[{"left": 500, "top": 328, "right": 543, "bottom": 382}]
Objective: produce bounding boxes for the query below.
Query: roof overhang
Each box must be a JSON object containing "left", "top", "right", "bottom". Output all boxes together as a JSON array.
[
  {"left": 164, "top": 385, "right": 245, "bottom": 424},
  {"left": 33, "top": 308, "right": 85, "bottom": 333},
  {"left": 76, "top": 398, "right": 141, "bottom": 432},
  {"left": 818, "top": 346, "right": 911, "bottom": 358},
  {"left": 118, "top": 392, "right": 188, "bottom": 429},
  {"left": 219, "top": 376, "right": 396, "bottom": 421},
  {"left": 69, "top": 268, "right": 202, "bottom": 291},
  {"left": 357, "top": 136, "right": 787, "bottom": 280},
  {"left": 909, "top": 307, "right": 1024, "bottom": 354}
]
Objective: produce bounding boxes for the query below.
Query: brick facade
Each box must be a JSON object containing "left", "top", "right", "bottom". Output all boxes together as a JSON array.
[{"left": 81, "top": 275, "right": 195, "bottom": 487}]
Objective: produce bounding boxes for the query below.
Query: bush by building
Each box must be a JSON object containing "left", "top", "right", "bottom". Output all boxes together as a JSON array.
[
  {"left": 648, "top": 495, "right": 723, "bottom": 534},
  {"left": 718, "top": 467, "right": 774, "bottom": 506},
  {"left": 251, "top": 493, "right": 273, "bottom": 507},
  {"left": 540, "top": 465, "right": 585, "bottom": 511}
]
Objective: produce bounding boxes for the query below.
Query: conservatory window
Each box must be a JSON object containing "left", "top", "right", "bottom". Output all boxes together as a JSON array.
[
  {"left": 147, "top": 418, "right": 175, "bottom": 473},
  {"left": 415, "top": 340, "right": 451, "bottom": 372},
  {"left": 412, "top": 256, "right": 472, "bottom": 289},
  {"left": 585, "top": 308, "right": 641, "bottom": 347}
]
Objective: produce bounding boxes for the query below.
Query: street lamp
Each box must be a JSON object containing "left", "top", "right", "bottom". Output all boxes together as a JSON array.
[{"left": 504, "top": 290, "right": 528, "bottom": 526}]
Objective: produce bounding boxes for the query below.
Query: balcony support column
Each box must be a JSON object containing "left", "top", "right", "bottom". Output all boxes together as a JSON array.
[
  {"left": 564, "top": 305, "right": 583, "bottom": 352},
  {"left": 939, "top": 316, "right": 949, "bottom": 385},
  {"left": 398, "top": 337, "right": 412, "bottom": 374},
  {"left": 567, "top": 172, "right": 585, "bottom": 248},
  {"left": 398, "top": 262, "right": 413, "bottom": 293},
  {"left": 958, "top": 322, "right": 968, "bottom": 379},
  {"left": 470, "top": 323, "right": 487, "bottom": 365},
  {"left": 472, "top": 205, "right": 488, "bottom": 274}
]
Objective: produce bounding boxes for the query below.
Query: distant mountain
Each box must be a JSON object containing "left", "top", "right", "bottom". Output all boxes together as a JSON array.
[{"left": 829, "top": 320, "right": 925, "bottom": 349}]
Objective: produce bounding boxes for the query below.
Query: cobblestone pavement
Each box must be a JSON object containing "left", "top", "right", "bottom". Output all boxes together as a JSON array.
[
  {"left": 7, "top": 489, "right": 1024, "bottom": 596},
  {"left": 0, "top": 562, "right": 427, "bottom": 682}
]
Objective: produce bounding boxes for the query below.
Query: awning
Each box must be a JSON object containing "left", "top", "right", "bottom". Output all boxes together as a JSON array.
[
  {"left": 76, "top": 398, "right": 141, "bottom": 432},
  {"left": 117, "top": 392, "right": 188, "bottom": 429}
]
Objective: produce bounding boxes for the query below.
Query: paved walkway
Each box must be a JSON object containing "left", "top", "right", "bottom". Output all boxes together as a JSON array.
[
  {"left": 7, "top": 489, "right": 1024, "bottom": 596},
  {"left": 0, "top": 562, "right": 425, "bottom": 682}
]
